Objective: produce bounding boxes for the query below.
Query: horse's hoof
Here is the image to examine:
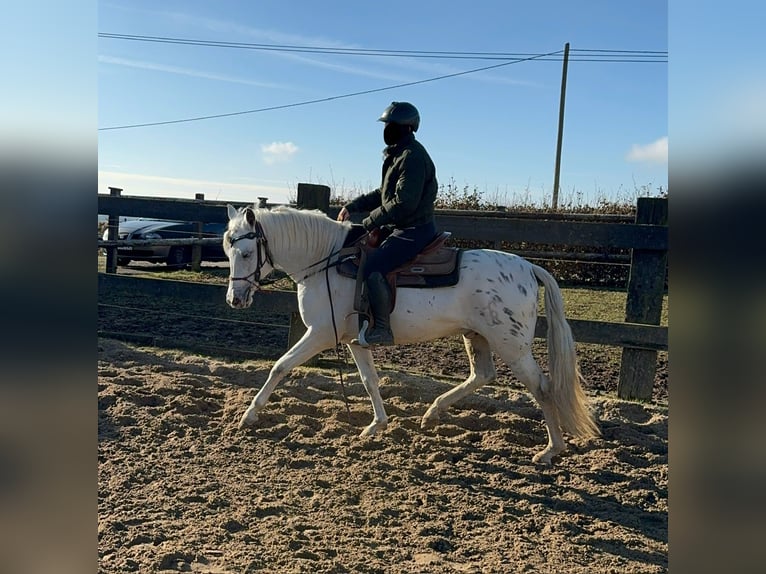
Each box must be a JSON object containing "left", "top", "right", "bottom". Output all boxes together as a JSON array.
[
  {"left": 360, "top": 420, "right": 387, "bottom": 437},
  {"left": 238, "top": 411, "right": 258, "bottom": 429},
  {"left": 420, "top": 407, "right": 440, "bottom": 430},
  {"left": 532, "top": 446, "right": 564, "bottom": 465},
  {"left": 532, "top": 452, "right": 553, "bottom": 465},
  {"left": 420, "top": 415, "right": 439, "bottom": 430}
]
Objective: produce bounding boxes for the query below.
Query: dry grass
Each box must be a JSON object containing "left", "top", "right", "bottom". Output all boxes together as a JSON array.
[{"left": 553, "top": 287, "right": 668, "bottom": 326}]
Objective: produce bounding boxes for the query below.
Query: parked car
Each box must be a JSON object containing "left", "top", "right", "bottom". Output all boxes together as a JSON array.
[{"left": 103, "top": 219, "right": 227, "bottom": 268}]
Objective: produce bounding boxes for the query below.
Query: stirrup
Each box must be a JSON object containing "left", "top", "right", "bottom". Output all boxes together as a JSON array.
[
  {"left": 350, "top": 320, "right": 371, "bottom": 348},
  {"left": 350, "top": 320, "right": 394, "bottom": 348}
]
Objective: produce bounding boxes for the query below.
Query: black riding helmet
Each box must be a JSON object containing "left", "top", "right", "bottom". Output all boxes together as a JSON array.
[{"left": 377, "top": 101, "right": 420, "bottom": 132}]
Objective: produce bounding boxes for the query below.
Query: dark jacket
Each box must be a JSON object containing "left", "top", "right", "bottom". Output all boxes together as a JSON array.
[{"left": 345, "top": 133, "right": 437, "bottom": 230}]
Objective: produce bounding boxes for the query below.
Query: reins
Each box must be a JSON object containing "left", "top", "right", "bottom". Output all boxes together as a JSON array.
[
  {"left": 294, "top": 248, "right": 346, "bottom": 283},
  {"left": 299, "top": 242, "right": 354, "bottom": 422},
  {"left": 229, "top": 214, "right": 353, "bottom": 421},
  {"left": 325, "top": 261, "right": 352, "bottom": 423}
]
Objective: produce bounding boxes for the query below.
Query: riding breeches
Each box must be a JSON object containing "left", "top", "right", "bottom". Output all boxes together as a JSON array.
[{"left": 363, "top": 220, "right": 437, "bottom": 279}]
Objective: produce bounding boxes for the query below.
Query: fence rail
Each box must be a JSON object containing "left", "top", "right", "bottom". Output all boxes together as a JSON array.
[
  {"left": 97, "top": 273, "right": 667, "bottom": 353},
  {"left": 100, "top": 237, "right": 223, "bottom": 248},
  {"left": 97, "top": 184, "right": 668, "bottom": 400},
  {"left": 98, "top": 196, "right": 666, "bottom": 251}
]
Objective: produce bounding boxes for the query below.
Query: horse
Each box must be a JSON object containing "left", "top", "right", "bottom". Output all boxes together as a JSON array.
[{"left": 223, "top": 204, "right": 600, "bottom": 464}]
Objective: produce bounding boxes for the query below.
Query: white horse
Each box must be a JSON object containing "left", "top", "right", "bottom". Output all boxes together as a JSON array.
[{"left": 224, "top": 205, "right": 599, "bottom": 464}]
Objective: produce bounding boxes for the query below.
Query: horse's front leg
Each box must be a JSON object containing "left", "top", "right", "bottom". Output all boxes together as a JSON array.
[
  {"left": 347, "top": 345, "right": 388, "bottom": 437},
  {"left": 239, "top": 327, "right": 332, "bottom": 429}
]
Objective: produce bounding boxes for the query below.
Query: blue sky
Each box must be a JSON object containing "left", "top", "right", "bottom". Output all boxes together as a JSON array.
[{"left": 97, "top": 0, "right": 668, "bottom": 206}]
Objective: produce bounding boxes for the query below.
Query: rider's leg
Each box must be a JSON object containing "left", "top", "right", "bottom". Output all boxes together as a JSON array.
[
  {"left": 359, "top": 222, "right": 437, "bottom": 347},
  {"left": 361, "top": 271, "right": 394, "bottom": 346}
]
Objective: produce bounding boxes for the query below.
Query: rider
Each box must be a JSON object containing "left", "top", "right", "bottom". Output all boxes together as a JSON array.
[{"left": 337, "top": 101, "right": 439, "bottom": 346}]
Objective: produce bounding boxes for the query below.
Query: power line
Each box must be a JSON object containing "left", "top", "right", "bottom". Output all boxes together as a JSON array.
[
  {"left": 98, "top": 49, "right": 564, "bottom": 131},
  {"left": 98, "top": 33, "right": 666, "bottom": 62},
  {"left": 97, "top": 34, "right": 667, "bottom": 131},
  {"left": 572, "top": 48, "right": 666, "bottom": 53}
]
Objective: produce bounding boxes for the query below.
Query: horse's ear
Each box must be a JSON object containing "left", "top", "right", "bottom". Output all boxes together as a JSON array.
[
  {"left": 244, "top": 207, "right": 255, "bottom": 227},
  {"left": 227, "top": 204, "right": 238, "bottom": 220}
]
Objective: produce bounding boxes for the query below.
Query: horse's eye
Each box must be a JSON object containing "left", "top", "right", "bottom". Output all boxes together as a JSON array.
[{"left": 242, "top": 252, "right": 251, "bottom": 259}]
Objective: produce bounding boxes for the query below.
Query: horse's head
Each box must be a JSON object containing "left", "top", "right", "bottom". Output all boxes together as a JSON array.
[{"left": 223, "top": 204, "right": 275, "bottom": 309}]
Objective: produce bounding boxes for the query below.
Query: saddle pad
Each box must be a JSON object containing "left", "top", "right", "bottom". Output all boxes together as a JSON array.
[
  {"left": 337, "top": 247, "right": 462, "bottom": 288},
  {"left": 395, "top": 247, "right": 458, "bottom": 276}
]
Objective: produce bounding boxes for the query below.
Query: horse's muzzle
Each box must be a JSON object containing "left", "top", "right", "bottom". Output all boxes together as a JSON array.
[{"left": 227, "top": 286, "right": 255, "bottom": 309}]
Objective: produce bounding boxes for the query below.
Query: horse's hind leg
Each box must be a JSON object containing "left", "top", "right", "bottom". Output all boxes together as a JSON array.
[
  {"left": 422, "top": 332, "right": 496, "bottom": 429},
  {"left": 348, "top": 345, "right": 388, "bottom": 436},
  {"left": 506, "top": 352, "right": 566, "bottom": 465}
]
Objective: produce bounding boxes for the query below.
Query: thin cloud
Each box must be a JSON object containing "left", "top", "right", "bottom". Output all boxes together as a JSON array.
[
  {"left": 161, "top": 15, "right": 421, "bottom": 83},
  {"left": 159, "top": 14, "right": 539, "bottom": 87},
  {"left": 97, "top": 169, "right": 293, "bottom": 204},
  {"left": 626, "top": 136, "right": 668, "bottom": 164},
  {"left": 98, "top": 55, "right": 290, "bottom": 89},
  {"left": 277, "top": 50, "right": 540, "bottom": 87},
  {"left": 98, "top": 170, "right": 282, "bottom": 194},
  {"left": 261, "top": 141, "right": 299, "bottom": 164}
]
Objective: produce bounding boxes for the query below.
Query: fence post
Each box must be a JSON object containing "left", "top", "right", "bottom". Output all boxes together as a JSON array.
[
  {"left": 287, "top": 184, "right": 332, "bottom": 356},
  {"left": 105, "top": 187, "right": 122, "bottom": 274},
  {"left": 296, "top": 183, "right": 331, "bottom": 211},
  {"left": 617, "top": 197, "right": 668, "bottom": 400},
  {"left": 191, "top": 193, "right": 204, "bottom": 271}
]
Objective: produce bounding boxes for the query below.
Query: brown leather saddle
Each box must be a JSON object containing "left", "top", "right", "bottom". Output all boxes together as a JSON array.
[{"left": 336, "top": 226, "right": 462, "bottom": 319}]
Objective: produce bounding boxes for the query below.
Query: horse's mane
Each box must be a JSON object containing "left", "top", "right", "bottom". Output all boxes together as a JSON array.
[{"left": 254, "top": 205, "right": 351, "bottom": 265}]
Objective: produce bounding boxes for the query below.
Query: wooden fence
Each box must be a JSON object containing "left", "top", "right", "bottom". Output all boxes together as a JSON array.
[{"left": 98, "top": 184, "right": 667, "bottom": 400}]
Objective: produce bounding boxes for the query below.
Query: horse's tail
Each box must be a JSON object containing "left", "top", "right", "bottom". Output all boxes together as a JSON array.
[{"left": 531, "top": 264, "right": 600, "bottom": 439}]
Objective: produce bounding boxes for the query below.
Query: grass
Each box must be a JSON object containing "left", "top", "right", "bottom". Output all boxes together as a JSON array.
[
  {"left": 97, "top": 254, "right": 296, "bottom": 289},
  {"left": 98, "top": 255, "right": 667, "bottom": 327},
  {"left": 552, "top": 286, "right": 668, "bottom": 326},
  {"left": 99, "top": 190, "right": 668, "bottom": 400},
  {"left": 98, "top": 256, "right": 668, "bottom": 401}
]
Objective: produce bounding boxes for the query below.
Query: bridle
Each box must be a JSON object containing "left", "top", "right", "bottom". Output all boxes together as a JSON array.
[
  {"left": 229, "top": 212, "right": 353, "bottom": 419},
  {"left": 228, "top": 220, "right": 273, "bottom": 288}
]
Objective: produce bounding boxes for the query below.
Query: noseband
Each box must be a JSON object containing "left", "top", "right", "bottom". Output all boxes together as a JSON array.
[{"left": 228, "top": 220, "right": 273, "bottom": 288}]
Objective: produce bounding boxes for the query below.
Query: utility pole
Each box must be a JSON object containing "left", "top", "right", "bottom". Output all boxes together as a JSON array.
[{"left": 552, "top": 42, "right": 570, "bottom": 210}]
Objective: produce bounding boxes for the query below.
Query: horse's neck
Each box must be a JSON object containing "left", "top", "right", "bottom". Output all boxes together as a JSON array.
[{"left": 266, "top": 213, "right": 348, "bottom": 280}]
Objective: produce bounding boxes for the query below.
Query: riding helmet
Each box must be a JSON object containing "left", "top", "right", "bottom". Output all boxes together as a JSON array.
[{"left": 377, "top": 101, "right": 420, "bottom": 132}]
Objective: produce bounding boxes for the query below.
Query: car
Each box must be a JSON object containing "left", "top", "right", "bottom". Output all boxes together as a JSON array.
[{"left": 103, "top": 218, "right": 227, "bottom": 268}]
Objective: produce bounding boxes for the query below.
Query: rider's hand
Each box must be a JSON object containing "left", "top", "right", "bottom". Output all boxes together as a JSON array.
[{"left": 337, "top": 207, "right": 350, "bottom": 222}]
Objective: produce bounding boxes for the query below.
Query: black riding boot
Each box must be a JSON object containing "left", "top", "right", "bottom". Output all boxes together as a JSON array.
[{"left": 361, "top": 272, "right": 394, "bottom": 347}]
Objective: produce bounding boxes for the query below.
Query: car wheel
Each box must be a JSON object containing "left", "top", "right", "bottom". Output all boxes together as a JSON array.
[
  {"left": 166, "top": 246, "right": 191, "bottom": 269},
  {"left": 117, "top": 257, "right": 131, "bottom": 266}
]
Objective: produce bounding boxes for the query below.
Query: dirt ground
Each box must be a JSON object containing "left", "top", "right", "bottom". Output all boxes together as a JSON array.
[{"left": 98, "top": 335, "right": 667, "bottom": 573}]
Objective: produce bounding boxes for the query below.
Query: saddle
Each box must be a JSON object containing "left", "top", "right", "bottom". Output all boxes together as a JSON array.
[{"left": 336, "top": 225, "right": 462, "bottom": 320}]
